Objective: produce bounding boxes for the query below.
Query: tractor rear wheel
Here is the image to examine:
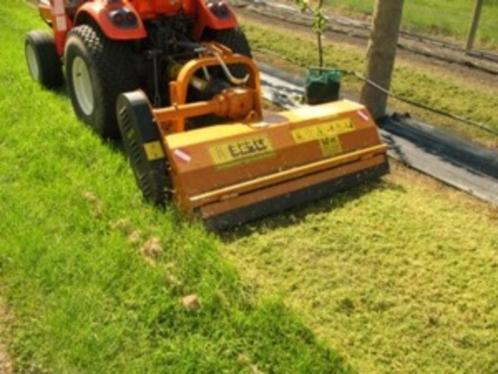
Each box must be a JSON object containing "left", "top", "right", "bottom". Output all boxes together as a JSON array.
[
  {"left": 117, "top": 91, "right": 171, "bottom": 206},
  {"left": 204, "top": 27, "right": 252, "bottom": 79},
  {"left": 65, "top": 24, "right": 139, "bottom": 139},
  {"left": 25, "top": 30, "right": 63, "bottom": 88}
]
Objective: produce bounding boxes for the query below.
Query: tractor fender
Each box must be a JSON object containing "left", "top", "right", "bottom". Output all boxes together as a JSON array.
[
  {"left": 193, "top": 0, "right": 239, "bottom": 39},
  {"left": 74, "top": 2, "right": 146, "bottom": 41}
]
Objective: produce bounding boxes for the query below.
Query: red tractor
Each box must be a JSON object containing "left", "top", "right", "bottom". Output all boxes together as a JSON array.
[
  {"left": 26, "top": 1, "right": 389, "bottom": 229},
  {"left": 26, "top": 0, "right": 251, "bottom": 138}
]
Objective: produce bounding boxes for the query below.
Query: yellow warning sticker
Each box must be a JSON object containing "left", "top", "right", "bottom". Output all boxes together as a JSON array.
[
  {"left": 292, "top": 118, "right": 355, "bottom": 143},
  {"left": 292, "top": 118, "right": 355, "bottom": 157},
  {"left": 209, "top": 135, "right": 274, "bottom": 168},
  {"left": 319, "top": 135, "right": 343, "bottom": 157},
  {"left": 143, "top": 141, "right": 165, "bottom": 161}
]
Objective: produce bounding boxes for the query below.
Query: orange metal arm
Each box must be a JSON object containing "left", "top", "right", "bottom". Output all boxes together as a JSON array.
[
  {"left": 154, "top": 87, "right": 257, "bottom": 133},
  {"left": 169, "top": 47, "right": 262, "bottom": 105},
  {"left": 154, "top": 47, "right": 263, "bottom": 134}
]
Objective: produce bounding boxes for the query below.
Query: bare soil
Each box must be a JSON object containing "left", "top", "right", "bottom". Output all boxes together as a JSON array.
[{"left": 0, "top": 298, "right": 13, "bottom": 374}]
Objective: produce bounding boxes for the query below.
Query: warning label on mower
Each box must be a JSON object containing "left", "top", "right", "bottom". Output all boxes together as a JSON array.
[
  {"left": 209, "top": 135, "right": 274, "bottom": 168},
  {"left": 292, "top": 118, "right": 355, "bottom": 157}
]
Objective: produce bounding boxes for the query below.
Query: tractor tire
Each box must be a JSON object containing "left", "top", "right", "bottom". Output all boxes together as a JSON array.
[
  {"left": 117, "top": 91, "right": 171, "bottom": 206},
  {"left": 65, "top": 24, "right": 139, "bottom": 139},
  {"left": 204, "top": 27, "right": 252, "bottom": 79},
  {"left": 25, "top": 30, "right": 63, "bottom": 88}
]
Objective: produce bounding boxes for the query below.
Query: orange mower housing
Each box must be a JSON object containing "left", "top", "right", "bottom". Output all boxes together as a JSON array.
[{"left": 116, "top": 47, "right": 389, "bottom": 229}]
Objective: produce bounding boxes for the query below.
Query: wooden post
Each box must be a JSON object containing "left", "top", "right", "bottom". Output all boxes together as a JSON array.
[
  {"left": 466, "top": 0, "right": 484, "bottom": 52},
  {"left": 315, "top": 0, "right": 325, "bottom": 67},
  {"left": 360, "top": 0, "right": 404, "bottom": 119}
]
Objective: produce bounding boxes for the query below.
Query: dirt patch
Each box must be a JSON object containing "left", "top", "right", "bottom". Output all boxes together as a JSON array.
[
  {"left": 140, "top": 237, "right": 163, "bottom": 263},
  {"left": 0, "top": 346, "right": 12, "bottom": 374},
  {"left": 181, "top": 294, "right": 201, "bottom": 312},
  {"left": 0, "top": 297, "right": 13, "bottom": 374},
  {"left": 82, "top": 191, "right": 104, "bottom": 218}
]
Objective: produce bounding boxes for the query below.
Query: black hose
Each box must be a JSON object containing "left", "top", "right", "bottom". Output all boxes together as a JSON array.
[{"left": 342, "top": 70, "right": 498, "bottom": 137}]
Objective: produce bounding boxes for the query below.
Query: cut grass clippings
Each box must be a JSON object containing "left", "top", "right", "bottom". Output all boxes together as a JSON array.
[
  {"left": 224, "top": 164, "right": 498, "bottom": 373},
  {"left": 240, "top": 16, "right": 498, "bottom": 148},
  {"left": 0, "top": 1, "right": 349, "bottom": 372}
]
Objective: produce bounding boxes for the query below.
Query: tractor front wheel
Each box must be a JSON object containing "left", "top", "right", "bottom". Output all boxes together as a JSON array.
[{"left": 65, "top": 24, "right": 139, "bottom": 139}]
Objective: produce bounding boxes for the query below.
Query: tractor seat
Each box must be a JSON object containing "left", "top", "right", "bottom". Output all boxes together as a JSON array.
[{"left": 47, "top": 0, "right": 85, "bottom": 15}]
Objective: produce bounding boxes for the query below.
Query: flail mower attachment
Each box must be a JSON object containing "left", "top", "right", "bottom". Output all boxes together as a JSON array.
[{"left": 117, "top": 46, "right": 389, "bottom": 230}]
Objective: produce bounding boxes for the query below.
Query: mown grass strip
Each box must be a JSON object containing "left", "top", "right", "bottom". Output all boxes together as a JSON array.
[
  {"left": 0, "top": 1, "right": 348, "bottom": 372},
  {"left": 241, "top": 16, "right": 498, "bottom": 147},
  {"left": 224, "top": 165, "right": 498, "bottom": 373}
]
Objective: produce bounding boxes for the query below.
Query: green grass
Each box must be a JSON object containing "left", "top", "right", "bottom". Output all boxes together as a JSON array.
[
  {"left": 224, "top": 165, "right": 498, "bottom": 373},
  {"left": 0, "top": 1, "right": 349, "bottom": 372},
  {"left": 2, "top": 2, "right": 498, "bottom": 373},
  {"left": 325, "top": 0, "right": 498, "bottom": 49},
  {"left": 241, "top": 17, "right": 498, "bottom": 147}
]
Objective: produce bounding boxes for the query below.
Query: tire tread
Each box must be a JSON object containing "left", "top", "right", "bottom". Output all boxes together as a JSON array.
[{"left": 66, "top": 24, "right": 139, "bottom": 138}]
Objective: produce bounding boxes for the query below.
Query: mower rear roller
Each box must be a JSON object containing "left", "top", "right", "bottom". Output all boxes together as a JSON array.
[
  {"left": 117, "top": 91, "right": 171, "bottom": 206},
  {"left": 204, "top": 161, "right": 389, "bottom": 230}
]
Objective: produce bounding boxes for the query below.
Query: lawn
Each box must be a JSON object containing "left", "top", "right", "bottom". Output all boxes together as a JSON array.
[
  {"left": 0, "top": 1, "right": 348, "bottom": 372},
  {"left": 240, "top": 16, "right": 498, "bottom": 148},
  {"left": 326, "top": 0, "right": 498, "bottom": 49},
  {"left": 1, "top": 1, "right": 497, "bottom": 373},
  {"left": 224, "top": 164, "right": 498, "bottom": 372}
]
